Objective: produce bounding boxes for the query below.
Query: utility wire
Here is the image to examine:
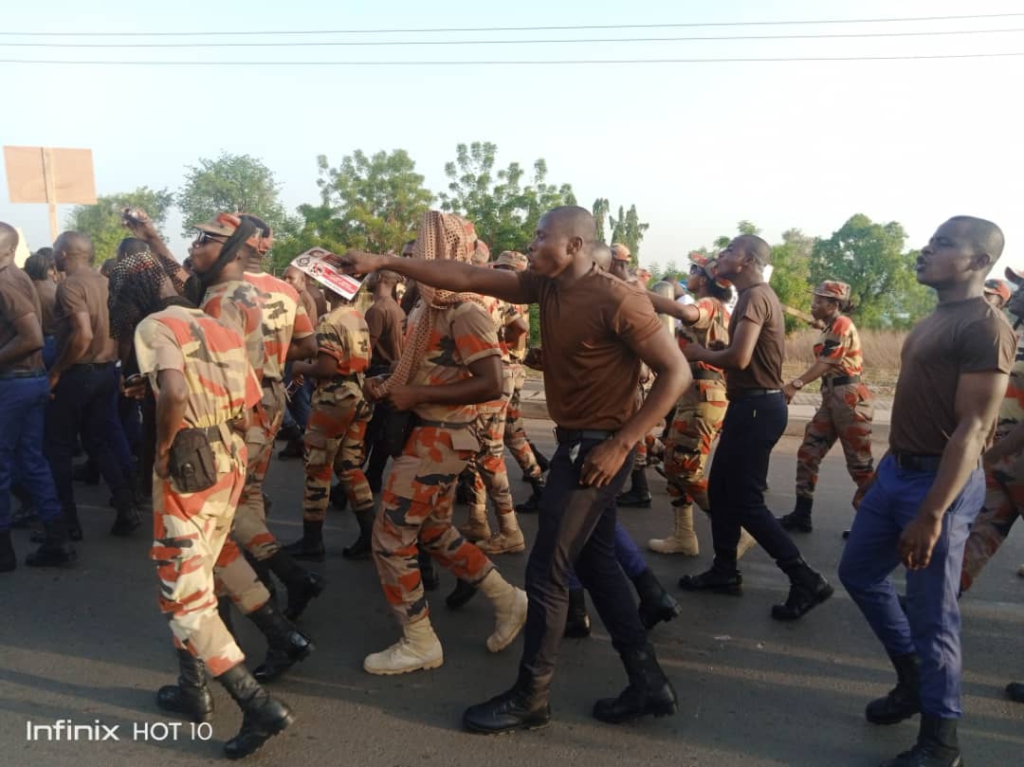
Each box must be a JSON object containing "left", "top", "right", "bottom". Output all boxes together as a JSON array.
[
  {"left": 2, "top": 27, "right": 1022, "bottom": 48},
  {"left": 0, "top": 52, "right": 1021, "bottom": 66},
  {"left": 0, "top": 12, "right": 1023, "bottom": 37}
]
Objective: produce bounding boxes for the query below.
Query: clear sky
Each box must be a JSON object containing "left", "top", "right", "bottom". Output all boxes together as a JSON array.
[{"left": 2, "top": 0, "right": 1022, "bottom": 274}]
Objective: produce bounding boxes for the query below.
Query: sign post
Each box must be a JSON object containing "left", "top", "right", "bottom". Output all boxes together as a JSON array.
[{"left": 3, "top": 146, "right": 97, "bottom": 241}]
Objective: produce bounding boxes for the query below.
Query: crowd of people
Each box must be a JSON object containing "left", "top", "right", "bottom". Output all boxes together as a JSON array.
[{"left": 0, "top": 204, "right": 1018, "bottom": 767}]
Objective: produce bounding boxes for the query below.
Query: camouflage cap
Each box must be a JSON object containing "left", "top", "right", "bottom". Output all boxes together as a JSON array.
[
  {"left": 611, "top": 243, "right": 631, "bottom": 262},
  {"left": 494, "top": 250, "right": 528, "bottom": 271},
  {"left": 689, "top": 253, "right": 731, "bottom": 289},
  {"left": 984, "top": 278, "right": 1012, "bottom": 303},
  {"left": 193, "top": 212, "right": 240, "bottom": 237},
  {"left": 812, "top": 280, "right": 852, "bottom": 302}
]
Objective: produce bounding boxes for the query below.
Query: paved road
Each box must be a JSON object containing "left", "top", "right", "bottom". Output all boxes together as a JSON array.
[{"left": 3, "top": 422, "right": 1024, "bottom": 767}]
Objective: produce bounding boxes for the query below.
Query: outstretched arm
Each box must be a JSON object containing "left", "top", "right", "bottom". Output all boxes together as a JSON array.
[
  {"left": 340, "top": 251, "right": 530, "bottom": 305},
  {"left": 647, "top": 291, "right": 699, "bottom": 324}
]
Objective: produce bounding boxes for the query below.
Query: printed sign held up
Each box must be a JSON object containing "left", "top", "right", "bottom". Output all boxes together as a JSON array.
[{"left": 290, "top": 248, "right": 363, "bottom": 301}]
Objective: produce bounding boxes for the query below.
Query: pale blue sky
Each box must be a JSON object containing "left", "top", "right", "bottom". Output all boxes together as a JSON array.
[{"left": 2, "top": 0, "right": 1023, "bottom": 274}]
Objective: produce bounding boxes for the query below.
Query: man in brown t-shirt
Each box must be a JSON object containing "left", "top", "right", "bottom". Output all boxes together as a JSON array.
[
  {"left": 23, "top": 249, "right": 58, "bottom": 368},
  {"left": 44, "top": 231, "right": 139, "bottom": 539},
  {"left": 362, "top": 270, "right": 407, "bottom": 494},
  {"left": 679, "top": 234, "right": 833, "bottom": 622},
  {"left": 340, "top": 206, "right": 691, "bottom": 733},
  {"left": 838, "top": 217, "right": 1014, "bottom": 767},
  {"left": 0, "top": 223, "right": 75, "bottom": 572}
]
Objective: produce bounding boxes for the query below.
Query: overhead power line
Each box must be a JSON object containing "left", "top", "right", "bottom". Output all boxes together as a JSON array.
[
  {"left": 0, "top": 12, "right": 1022, "bottom": 37},
  {"left": 2, "top": 27, "right": 1022, "bottom": 48},
  {"left": 0, "top": 52, "right": 1021, "bottom": 66}
]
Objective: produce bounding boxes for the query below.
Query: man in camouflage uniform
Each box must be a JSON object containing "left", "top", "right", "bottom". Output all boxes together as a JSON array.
[
  {"left": 126, "top": 251, "right": 294, "bottom": 760},
  {"left": 779, "top": 280, "right": 874, "bottom": 533},
  {"left": 645, "top": 256, "right": 738, "bottom": 556},
  {"left": 284, "top": 288, "right": 375, "bottom": 561},
  {"left": 460, "top": 246, "right": 527, "bottom": 555},
  {"left": 340, "top": 212, "right": 527, "bottom": 676},
  {"left": 961, "top": 268, "right": 1024, "bottom": 598},
  {"left": 984, "top": 278, "right": 1011, "bottom": 311},
  {"left": 189, "top": 213, "right": 324, "bottom": 621}
]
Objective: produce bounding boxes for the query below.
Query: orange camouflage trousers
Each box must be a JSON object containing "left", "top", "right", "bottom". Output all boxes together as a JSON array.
[
  {"left": 504, "top": 363, "right": 542, "bottom": 480},
  {"left": 960, "top": 450, "right": 1024, "bottom": 593},
  {"left": 373, "top": 424, "right": 495, "bottom": 624},
  {"left": 467, "top": 372, "right": 515, "bottom": 517},
  {"left": 233, "top": 381, "right": 286, "bottom": 560},
  {"left": 795, "top": 383, "right": 875, "bottom": 507},
  {"left": 303, "top": 378, "right": 374, "bottom": 523},
  {"left": 152, "top": 430, "right": 266, "bottom": 677},
  {"left": 663, "top": 383, "right": 727, "bottom": 510}
]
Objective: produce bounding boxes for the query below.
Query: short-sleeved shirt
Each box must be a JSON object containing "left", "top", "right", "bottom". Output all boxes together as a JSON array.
[
  {"left": 481, "top": 295, "right": 513, "bottom": 365},
  {"left": 317, "top": 306, "right": 371, "bottom": 395},
  {"left": 365, "top": 294, "right": 406, "bottom": 369},
  {"left": 54, "top": 267, "right": 117, "bottom": 365},
  {"left": 814, "top": 314, "right": 863, "bottom": 377},
  {"left": 299, "top": 289, "right": 318, "bottom": 326},
  {"left": 504, "top": 302, "right": 528, "bottom": 362},
  {"left": 890, "top": 297, "right": 1015, "bottom": 455},
  {"left": 0, "top": 264, "right": 44, "bottom": 373},
  {"left": 518, "top": 264, "right": 664, "bottom": 431},
  {"left": 404, "top": 300, "right": 501, "bottom": 424},
  {"left": 200, "top": 280, "right": 266, "bottom": 380},
  {"left": 33, "top": 279, "right": 57, "bottom": 336},
  {"left": 726, "top": 282, "right": 785, "bottom": 399},
  {"left": 677, "top": 296, "right": 730, "bottom": 375},
  {"left": 134, "top": 305, "right": 261, "bottom": 429},
  {"left": 243, "top": 271, "right": 315, "bottom": 383},
  {"left": 995, "top": 327, "right": 1024, "bottom": 442}
]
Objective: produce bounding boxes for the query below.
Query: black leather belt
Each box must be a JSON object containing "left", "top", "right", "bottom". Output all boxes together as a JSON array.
[
  {"left": 693, "top": 368, "right": 725, "bottom": 382},
  {"left": 555, "top": 427, "right": 616, "bottom": 444},
  {"left": 73, "top": 361, "right": 116, "bottom": 369},
  {"left": 892, "top": 452, "right": 943, "bottom": 473},
  {"left": 0, "top": 369, "right": 46, "bottom": 380},
  {"left": 823, "top": 374, "right": 861, "bottom": 388},
  {"left": 730, "top": 388, "right": 782, "bottom": 400}
]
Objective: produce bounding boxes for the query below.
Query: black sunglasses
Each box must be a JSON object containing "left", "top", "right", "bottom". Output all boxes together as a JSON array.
[{"left": 194, "top": 231, "right": 227, "bottom": 246}]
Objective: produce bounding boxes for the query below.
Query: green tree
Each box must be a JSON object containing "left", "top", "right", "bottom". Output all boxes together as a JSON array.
[
  {"left": 592, "top": 198, "right": 610, "bottom": 243},
  {"left": 177, "top": 152, "right": 290, "bottom": 238},
  {"left": 65, "top": 186, "right": 174, "bottom": 263},
  {"left": 438, "top": 142, "right": 577, "bottom": 256},
  {"left": 810, "top": 214, "right": 910, "bottom": 328},
  {"left": 608, "top": 204, "right": 650, "bottom": 265},
  {"left": 770, "top": 228, "right": 816, "bottom": 333},
  {"left": 315, "top": 149, "right": 434, "bottom": 255}
]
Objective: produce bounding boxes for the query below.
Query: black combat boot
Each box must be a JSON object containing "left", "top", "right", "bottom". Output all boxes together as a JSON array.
[
  {"left": 678, "top": 559, "right": 743, "bottom": 595},
  {"left": 771, "top": 557, "right": 834, "bottom": 621},
  {"left": 243, "top": 550, "right": 277, "bottom": 602},
  {"left": 514, "top": 476, "right": 545, "bottom": 514},
  {"left": 867, "top": 653, "right": 921, "bottom": 725},
  {"left": 329, "top": 483, "right": 348, "bottom": 511},
  {"left": 592, "top": 644, "right": 678, "bottom": 724},
  {"left": 277, "top": 438, "right": 303, "bottom": 460},
  {"left": 446, "top": 579, "right": 478, "bottom": 610},
  {"left": 419, "top": 546, "right": 440, "bottom": 591},
  {"left": 73, "top": 459, "right": 101, "bottom": 486},
  {"left": 880, "top": 715, "right": 962, "bottom": 767},
  {"left": 564, "top": 588, "right": 591, "bottom": 638},
  {"left": 247, "top": 602, "right": 315, "bottom": 682},
  {"left": 617, "top": 468, "right": 652, "bottom": 508},
  {"left": 342, "top": 508, "right": 374, "bottom": 560},
  {"left": 157, "top": 647, "right": 214, "bottom": 723},
  {"left": 282, "top": 520, "right": 325, "bottom": 563},
  {"left": 0, "top": 531, "right": 15, "bottom": 573},
  {"left": 31, "top": 506, "right": 82, "bottom": 543},
  {"left": 265, "top": 550, "right": 325, "bottom": 621},
  {"left": 463, "top": 668, "right": 552, "bottom": 734},
  {"left": 25, "top": 520, "right": 77, "bottom": 568},
  {"left": 778, "top": 496, "right": 814, "bottom": 533},
  {"left": 216, "top": 663, "right": 294, "bottom": 759},
  {"left": 632, "top": 569, "right": 682, "bottom": 629},
  {"left": 110, "top": 488, "right": 142, "bottom": 537},
  {"left": 218, "top": 597, "right": 235, "bottom": 636},
  {"left": 1007, "top": 681, "right": 1024, "bottom": 703}
]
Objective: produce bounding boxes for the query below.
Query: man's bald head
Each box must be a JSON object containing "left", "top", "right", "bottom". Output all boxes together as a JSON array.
[
  {"left": 54, "top": 231, "right": 95, "bottom": 267},
  {"left": 733, "top": 234, "right": 771, "bottom": 267},
  {"left": 946, "top": 216, "right": 1005, "bottom": 263},
  {"left": 544, "top": 206, "right": 597, "bottom": 244},
  {"left": 593, "top": 243, "right": 612, "bottom": 271},
  {"left": 0, "top": 222, "right": 18, "bottom": 262}
]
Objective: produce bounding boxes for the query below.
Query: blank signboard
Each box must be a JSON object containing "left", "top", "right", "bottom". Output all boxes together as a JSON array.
[{"left": 4, "top": 146, "right": 96, "bottom": 205}]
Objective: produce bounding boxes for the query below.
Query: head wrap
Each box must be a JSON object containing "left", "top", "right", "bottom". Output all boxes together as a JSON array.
[
  {"left": 183, "top": 215, "right": 260, "bottom": 305},
  {"left": 107, "top": 248, "right": 190, "bottom": 341}
]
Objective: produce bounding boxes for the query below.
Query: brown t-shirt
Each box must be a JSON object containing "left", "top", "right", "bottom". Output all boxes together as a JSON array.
[
  {"left": 890, "top": 297, "right": 1015, "bottom": 455},
  {"left": 518, "top": 264, "right": 664, "bottom": 431},
  {"left": 33, "top": 279, "right": 57, "bottom": 335},
  {"left": 54, "top": 267, "right": 117, "bottom": 365},
  {"left": 0, "top": 264, "right": 44, "bottom": 373},
  {"left": 365, "top": 294, "right": 406, "bottom": 368},
  {"left": 726, "top": 282, "right": 785, "bottom": 399},
  {"left": 299, "top": 289, "right": 318, "bottom": 325}
]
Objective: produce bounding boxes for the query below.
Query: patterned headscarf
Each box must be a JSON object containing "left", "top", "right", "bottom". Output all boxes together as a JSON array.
[
  {"left": 375, "top": 211, "right": 485, "bottom": 397},
  {"left": 107, "top": 248, "right": 189, "bottom": 341}
]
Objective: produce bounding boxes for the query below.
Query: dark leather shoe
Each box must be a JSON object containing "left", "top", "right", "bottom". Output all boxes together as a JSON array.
[
  {"left": 777, "top": 511, "right": 813, "bottom": 533},
  {"left": 157, "top": 648, "right": 214, "bottom": 723},
  {"left": 463, "top": 684, "right": 551, "bottom": 734},
  {"left": 25, "top": 542, "right": 77, "bottom": 568},
  {"left": 616, "top": 488, "right": 652, "bottom": 509},
  {"left": 565, "top": 589, "right": 591, "bottom": 638},
  {"left": 678, "top": 567, "right": 742, "bottom": 595},
  {"left": 1007, "top": 682, "right": 1024, "bottom": 703},
  {"left": 867, "top": 654, "right": 920, "bottom": 725},
  {"left": 771, "top": 568, "right": 833, "bottom": 621},
  {"left": 593, "top": 645, "right": 678, "bottom": 724},
  {"left": 216, "top": 664, "right": 293, "bottom": 759},
  {"left": 111, "top": 506, "right": 142, "bottom": 536},
  {"left": 283, "top": 571, "right": 326, "bottom": 622},
  {"left": 633, "top": 569, "right": 682, "bottom": 629}
]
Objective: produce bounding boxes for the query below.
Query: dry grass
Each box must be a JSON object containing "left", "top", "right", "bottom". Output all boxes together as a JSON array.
[{"left": 785, "top": 328, "right": 905, "bottom": 397}]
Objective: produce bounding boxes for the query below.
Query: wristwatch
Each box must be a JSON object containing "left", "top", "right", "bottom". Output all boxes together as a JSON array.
[{"left": 790, "top": 379, "right": 804, "bottom": 390}]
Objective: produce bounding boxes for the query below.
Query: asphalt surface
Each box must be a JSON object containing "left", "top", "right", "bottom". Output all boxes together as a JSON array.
[{"left": 3, "top": 421, "right": 1024, "bottom": 767}]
